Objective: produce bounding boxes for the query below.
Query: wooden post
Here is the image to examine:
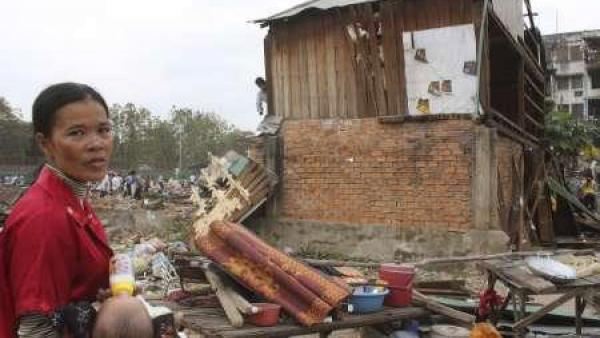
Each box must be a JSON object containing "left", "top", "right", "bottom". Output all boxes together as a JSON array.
[{"left": 576, "top": 295, "right": 586, "bottom": 336}]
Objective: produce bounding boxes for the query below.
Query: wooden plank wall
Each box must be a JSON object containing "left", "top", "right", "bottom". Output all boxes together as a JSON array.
[{"left": 266, "top": 0, "right": 476, "bottom": 120}]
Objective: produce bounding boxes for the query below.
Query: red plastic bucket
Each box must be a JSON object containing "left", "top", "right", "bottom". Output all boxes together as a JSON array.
[
  {"left": 379, "top": 264, "right": 415, "bottom": 307},
  {"left": 246, "top": 303, "right": 281, "bottom": 327},
  {"left": 384, "top": 286, "right": 412, "bottom": 307}
]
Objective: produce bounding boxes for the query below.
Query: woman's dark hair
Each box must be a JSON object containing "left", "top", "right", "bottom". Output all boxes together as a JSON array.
[{"left": 32, "top": 82, "right": 109, "bottom": 136}]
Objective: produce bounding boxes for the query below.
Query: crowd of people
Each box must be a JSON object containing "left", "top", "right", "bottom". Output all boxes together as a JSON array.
[
  {"left": 1, "top": 175, "right": 25, "bottom": 186},
  {"left": 94, "top": 170, "right": 200, "bottom": 200}
]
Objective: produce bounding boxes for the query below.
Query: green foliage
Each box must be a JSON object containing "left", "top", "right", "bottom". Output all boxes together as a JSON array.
[
  {"left": 0, "top": 97, "right": 39, "bottom": 166},
  {"left": 545, "top": 110, "right": 600, "bottom": 165}
]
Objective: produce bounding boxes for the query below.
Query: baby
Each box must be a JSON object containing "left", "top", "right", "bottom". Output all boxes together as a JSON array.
[{"left": 92, "top": 295, "right": 177, "bottom": 338}]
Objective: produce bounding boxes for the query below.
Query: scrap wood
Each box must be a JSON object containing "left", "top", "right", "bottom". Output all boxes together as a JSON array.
[
  {"left": 333, "top": 266, "right": 364, "bottom": 278},
  {"left": 413, "top": 290, "right": 475, "bottom": 324},
  {"left": 192, "top": 153, "right": 273, "bottom": 240},
  {"left": 203, "top": 264, "right": 245, "bottom": 328},
  {"left": 513, "top": 288, "right": 581, "bottom": 331},
  {"left": 415, "top": 280, "right": 471, "bottom": 297}
]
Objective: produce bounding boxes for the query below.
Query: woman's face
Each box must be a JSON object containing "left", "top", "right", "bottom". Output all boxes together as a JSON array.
[{"left": 38, "top": 98, "right": 113, "bottom": 182}]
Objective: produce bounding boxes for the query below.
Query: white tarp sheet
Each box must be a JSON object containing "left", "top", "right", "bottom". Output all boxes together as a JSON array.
[{"left": 403, "top": 24, "right": 478, "bottom": 116}]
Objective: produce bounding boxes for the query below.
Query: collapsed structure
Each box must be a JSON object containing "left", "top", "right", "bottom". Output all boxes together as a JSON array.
[{"left": 251, "top": 0, "right": 549, "bottom": 260}]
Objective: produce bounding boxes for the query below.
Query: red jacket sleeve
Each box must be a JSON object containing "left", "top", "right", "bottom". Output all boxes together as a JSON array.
[{"left": 7, "top": 206, "right": 78, "bottom": 317}]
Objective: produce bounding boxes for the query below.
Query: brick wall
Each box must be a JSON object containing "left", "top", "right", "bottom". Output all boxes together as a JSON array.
[{"left": 279, "top": 118, "right": 476, "bottom": 231}]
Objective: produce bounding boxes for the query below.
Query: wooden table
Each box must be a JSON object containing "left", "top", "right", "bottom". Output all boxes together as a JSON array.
[
  {"left": 168, "top": 304, "right": 428, "bottom": 338},
  {"left": 480, "top": 258, "right": 600, "bottom": 337}
]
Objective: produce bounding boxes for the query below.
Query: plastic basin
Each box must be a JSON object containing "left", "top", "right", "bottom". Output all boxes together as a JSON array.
[{"left": 349, "top": 286, "right": 389, "bottom": 314}]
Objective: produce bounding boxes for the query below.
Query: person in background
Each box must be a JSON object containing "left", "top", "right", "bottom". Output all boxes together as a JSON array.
[
  {"left": 97, "top": 172, "right": 112, "bottom": 198},
  {"left": 129, "top": 171, "right": 142, "bottom": 200},
  {"left": 111, "top": 171, "right": 123, "bottom": 195},
  {"left": 124, "top": 171, "right": 133, "bottom": 197},
  {"left": 255, "top": 76, "right": 282, "bottom": 135},
  {"left": 579, "top": 174, "right": 597, "bottom": 211},
  {"left": 255, "top": 77, "right": 267, "bottom": 116},
  {"left": 0, "top": 83, "right": 114, "bottom": 337}
]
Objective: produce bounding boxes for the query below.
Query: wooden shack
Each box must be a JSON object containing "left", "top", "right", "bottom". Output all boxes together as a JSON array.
[{"left": 252, "top": 0, "right": 549, "bottom": 259}]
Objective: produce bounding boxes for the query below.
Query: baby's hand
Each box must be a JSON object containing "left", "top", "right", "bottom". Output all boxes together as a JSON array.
[{"left": 96, "top": 288, "right": 112, "bottom": 302}]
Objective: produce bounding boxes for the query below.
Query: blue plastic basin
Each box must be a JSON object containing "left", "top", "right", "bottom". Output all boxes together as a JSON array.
[{"left": 349, "top": 286, "right": 389, "bottom": 314}]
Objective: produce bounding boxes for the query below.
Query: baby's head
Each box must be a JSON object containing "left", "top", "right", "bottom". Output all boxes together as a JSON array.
[{"left": 93, "top": 295, "right": 153, "bottom": 338}]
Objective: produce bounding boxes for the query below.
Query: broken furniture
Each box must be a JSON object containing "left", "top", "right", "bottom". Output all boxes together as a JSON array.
[
  {"left": 480, "top": 257, "right": 600, "bottom": 337},
  {"left": 192, "top": 152, "right": 273, "bottom": 236}
]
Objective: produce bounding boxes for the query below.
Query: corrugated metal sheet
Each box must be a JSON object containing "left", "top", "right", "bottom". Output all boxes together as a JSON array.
[{"left": 254, "top": 0, "right": 377, "bottom": 23}]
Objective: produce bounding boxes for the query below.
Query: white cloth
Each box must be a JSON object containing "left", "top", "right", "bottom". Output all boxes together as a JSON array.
[
  {"left": 257, "top": 115, "right": 282, "bottom": 135},
  {"left": 111, "top": 175, "right": 123, "bottom": 191},
  {"left": 97, "top": 175, "right": 110, "bottom": 192},
  {"left": 256, "top": 89, "right": 267, "bottom": 115}
]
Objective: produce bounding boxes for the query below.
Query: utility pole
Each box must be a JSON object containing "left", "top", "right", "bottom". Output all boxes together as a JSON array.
[{"left": 179, "top": 124, "right": 183, "bottom": 179}]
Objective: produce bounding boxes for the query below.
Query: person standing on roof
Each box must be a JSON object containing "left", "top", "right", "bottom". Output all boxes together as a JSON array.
[
  {"left": 255, "top": 77, "right": 268, "bottom": 116},
  {"left": 255, "top": 76, "right": 282, "bottom": 135}
]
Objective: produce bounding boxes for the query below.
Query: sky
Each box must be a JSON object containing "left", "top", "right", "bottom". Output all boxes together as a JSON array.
[{"left": 1, "top": 0, "right": 599, "bottom": 131}]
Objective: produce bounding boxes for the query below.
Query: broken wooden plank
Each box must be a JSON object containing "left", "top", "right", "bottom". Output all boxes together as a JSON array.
[
  {"left": 301, "top": 249, "right": 595, "bottom": 269},
  {"left": 501, "top": 265, "right": 556, "bottom": 294},
  {"left": 204, "top": 265, "right": 245, "bottom": 328}
]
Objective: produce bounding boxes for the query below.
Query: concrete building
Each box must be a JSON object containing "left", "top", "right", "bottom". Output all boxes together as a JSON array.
[{"left": 544, "top": 30, "right": 600, "bottom": 119}]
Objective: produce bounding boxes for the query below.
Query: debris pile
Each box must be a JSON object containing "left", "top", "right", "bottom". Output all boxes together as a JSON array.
[{"left": 191, "top": 151, "right": 272, "bottom": 237}]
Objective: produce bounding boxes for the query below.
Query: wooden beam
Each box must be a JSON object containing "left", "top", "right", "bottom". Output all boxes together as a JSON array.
[
  {"left": 524, "top": 0, "right": 536, "bottom": 31},
  {"left": 487, "top": 119, "right": 538, "bottom": 149},
  {"left": 489, "top": 11, "right": 545, "bottom": 83},
  {"left": 487, "top": 108, "right": 540, "bottom": 144},
  {"left": 524, "top": 112, "right": 544, "bottom": 130},
  {"left": 525, "top": 72, "right": 545, "bottom": 99},
  {"left": 204, "top": 265, "right": 245, "bottom": 328},
  {"left": 525, "top": 94, "right": 545, "bottom": 116},
  {"left": 513, "top": 289, "right": 581, "bottom": 331},
  {"left": 300, "top": 249, "right": 594, "bottom": 269}
]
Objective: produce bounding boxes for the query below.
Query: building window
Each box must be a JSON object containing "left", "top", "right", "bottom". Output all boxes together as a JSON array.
[
  {"left": 556, "top": 44, "right": 569, "bottom": 62},
  {"left": 556, "top": 76, "right": 570, "bottom": 90},
  {"left": 557, "top": 104, "right": 569, "bottom": 112},
  {"left": 572, "top": 75, "right": 583, "bottom": 89},
  {"left": 570, "top": 45, "right": 583, "bottom": 61},
  {"left": 572, "top": 104, "right": 584, "bottom": 118},
  {"left": 590, "top": 99, "right": 600, "bottom": 118},
  {"left": 592, "top": 71, "right": 600, "bottom": 89},
  {"left": 575, "top": 90, "right": 584, "bottom": 97}
]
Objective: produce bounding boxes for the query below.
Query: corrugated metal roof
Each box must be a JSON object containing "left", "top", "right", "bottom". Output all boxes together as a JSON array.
[{"left": 254, "top": 0, "right": 377, "bottom": 24}]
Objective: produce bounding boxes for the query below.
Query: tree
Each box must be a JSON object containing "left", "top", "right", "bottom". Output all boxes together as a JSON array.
[
  {"left": 545, "top": 110, "right": 600, "bottom": 168},
  {"left": 0, "top": 97, "right": 37, "bottom": 166},
  {"left": 0, "top": 97, "right": 251, "bottom": 176}
]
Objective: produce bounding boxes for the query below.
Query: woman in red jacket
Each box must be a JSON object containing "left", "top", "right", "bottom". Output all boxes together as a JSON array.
[{"left": 0, "top": 83, "right": 114, "bottom": 337}]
